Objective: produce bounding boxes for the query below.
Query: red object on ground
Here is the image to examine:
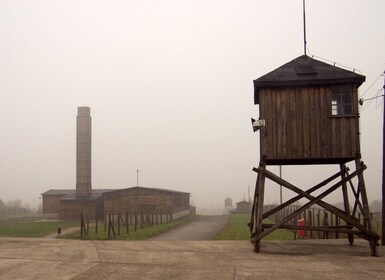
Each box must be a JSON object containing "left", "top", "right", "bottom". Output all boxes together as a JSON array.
[{"left": 297, "top": 219, "right": 305, "bottom": 238}]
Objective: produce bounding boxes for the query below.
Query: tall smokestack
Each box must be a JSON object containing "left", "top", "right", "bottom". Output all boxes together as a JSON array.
[{"left": 76, "top": 107, "right": 92, "bottom": 197}]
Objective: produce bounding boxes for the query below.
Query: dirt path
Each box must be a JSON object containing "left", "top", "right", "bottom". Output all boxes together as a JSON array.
[
  {"left": 151, "top": 215, "right": 229, "bottom": 240},
  {"left": 43, "top": 227, "right": 79, "bottom": 239}
]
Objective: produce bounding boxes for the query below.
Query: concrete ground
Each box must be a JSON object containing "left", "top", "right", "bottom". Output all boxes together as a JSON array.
[{"left": 0, "top": 237, "right": 384, "bottom": 279}]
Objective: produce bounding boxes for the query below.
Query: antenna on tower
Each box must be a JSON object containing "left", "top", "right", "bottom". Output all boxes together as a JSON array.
[{"left": 303, "top": 0, "right": 307, "bottom": 56}]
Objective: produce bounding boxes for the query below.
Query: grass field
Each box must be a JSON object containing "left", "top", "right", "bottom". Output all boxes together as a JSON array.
[
  {"left": 0, "top": 217, "right": 79, "bottom": 237},
  {"left": 62, "top": 214, "right": 197, "bottom": 240},
  {"left": 213, "top": 214, "right": 294, "bottom": 240}
]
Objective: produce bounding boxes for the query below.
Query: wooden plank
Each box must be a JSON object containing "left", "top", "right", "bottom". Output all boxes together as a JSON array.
[
  {"left": 319, "top": 87, "right": 329, "bottom": 157},
  {"left": 275, "top": 89, "right": 282, "bottom": 159},
  {"left": 331, "top": 118, "right": 338, "bottom": 158},
  {"left": 336, "top": 118, "right": 342, "bottom": 158},
  {"left": 351, "top": 117, "right": 359, "bottom": 157},
  {"left": 281, "top": 89, "right": 288, "bottom": 158},
  {"left": 340, "top": 164, "right": 354, "bottom": 244},
  {"left": 264, "top": 89, "right": 273, "bottom": 159},
  {"left": 296, "top": 88, "right": 304, "bottom": 158},
  {"left": 289, "top": 89, "right": 298, "bottom": 159},
  {"left": 268, "top": 89, "right": 278, "bottom": 159},
  {"left": 253, "top": 161, "right": 266, "bottom": 252},
  {"left": 267, "top": 89, "right": 274, "bottom": 159},
  {"left": 259, "top": 89, "right": 266, "bottom": 158},
  {"left": 302, "top": 88, "right": 311, "bottom": 158},
  {"left": 262, "top": 223, "right": 355, "bottom": 231},
  {"left": 309, "top": 88, "right": 317, "bottom": 158},
  {"left": 314, "top": 87, "right": 322, "bottom": 158},
  {"left": 355, "top": 159, "right": 379, "bottom": 256},
  {"left": 341, "top": 118, "right": 348, "bottom": 157}
]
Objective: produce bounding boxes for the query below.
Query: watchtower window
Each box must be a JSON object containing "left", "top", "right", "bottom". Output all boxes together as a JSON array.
[{"left": 331, "top": 85, "right": 353, "bottom": 116}]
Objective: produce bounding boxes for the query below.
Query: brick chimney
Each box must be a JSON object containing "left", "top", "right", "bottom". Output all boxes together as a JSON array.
[{"left": 76, "top": 107, "right": 92, "bottom": 197}]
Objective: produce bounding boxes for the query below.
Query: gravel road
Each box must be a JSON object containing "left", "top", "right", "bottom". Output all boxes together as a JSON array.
[{"left": 151, "top": 215, "right": 229, "bottom": 240}]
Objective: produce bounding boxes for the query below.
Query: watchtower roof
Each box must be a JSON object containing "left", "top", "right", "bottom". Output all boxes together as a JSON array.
[{"left": 254, "top": 55, "right": 365, "bottom": 104}]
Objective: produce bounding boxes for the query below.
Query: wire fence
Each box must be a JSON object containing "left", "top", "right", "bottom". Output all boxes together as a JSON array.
[
  {"left": 264, "top": 204, "right": 381, "bottom": 239},
  {"left": 0, "top": 207, "right": 41, "bottom": 218},
  {"left": 80, "top": 206, "right": 196, "bottom": 238}
]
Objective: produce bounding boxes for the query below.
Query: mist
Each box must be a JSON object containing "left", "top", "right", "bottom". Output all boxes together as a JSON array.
[{"left": 0, "top": 0, "right": 384, "bottom": 211}]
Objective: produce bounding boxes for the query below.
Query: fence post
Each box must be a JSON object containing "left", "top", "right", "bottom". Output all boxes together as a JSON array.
[
  {"left": 86, "top": 215, "right": 89, "bottom": 236},
  {"left": 104, "top": 214, "right": 107, "bottom": 232},
  {"left": 117, "top": 213, "right": 121, "bottom": 236},
  {"left": 156, "top": 209, "right": 158, "bottom": 225},
  {"left": 309, "top": 209, "right": 313, "bottom": 239},
  {"left": 134, "top": 210, "right": 137, "bottom": 232},
  {"left": 108, "top": 214, "right": 111, "bottom": 238},
  {"left": 317, "top": 210, "right": 321, "bottom": 239},
  {"left": 125, "top": 211, "right": 129, "bottom": 234},
  {"left": 322, "top": 211, "right": 329, "bottom": 239},
  {"left": 81, "top": 213, "right": 84, "bottom": 237},
  {"left": 335, "top": 215, "right": 339, "bottom": 239}
]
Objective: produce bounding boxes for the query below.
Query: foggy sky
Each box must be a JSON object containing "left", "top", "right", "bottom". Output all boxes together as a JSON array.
[{"left": 0, "top": 0, "right": 384, "bottom": 210}]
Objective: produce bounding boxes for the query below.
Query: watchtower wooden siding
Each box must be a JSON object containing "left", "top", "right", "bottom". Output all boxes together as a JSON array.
[{"left": 259, "top": 85, "right": 360, "bottom": 165}]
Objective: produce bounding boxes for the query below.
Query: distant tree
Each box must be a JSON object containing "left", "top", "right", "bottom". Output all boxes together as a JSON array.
[
  {"left": 0, "top": 198, "right": 5, "bottom": 209},
  {"left": 37, "top": 203, "right": 43, "bottom": 214},
  {"left": 6, "top": 199, "right": 22, "bottom": 208}
]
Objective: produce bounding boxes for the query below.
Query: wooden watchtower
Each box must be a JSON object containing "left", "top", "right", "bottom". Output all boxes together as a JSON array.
[{"left": 250, "top": 55, "right": 380, "bottom": 256}]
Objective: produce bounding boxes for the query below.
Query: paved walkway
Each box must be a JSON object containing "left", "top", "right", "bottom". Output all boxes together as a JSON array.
[
  {"left": 0, "top": 238, "right": 384, "bottom": 279},
  {"left": 152, "top": 215, "right": 229, "bottom": 240}
]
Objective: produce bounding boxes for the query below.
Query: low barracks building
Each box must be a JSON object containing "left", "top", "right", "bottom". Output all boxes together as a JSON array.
[
  {"left": 42, "top": 187, "right": 190, "bottom": 220},
  {"left": 103, "top": 187, "right": 191, "bottom": 220}
]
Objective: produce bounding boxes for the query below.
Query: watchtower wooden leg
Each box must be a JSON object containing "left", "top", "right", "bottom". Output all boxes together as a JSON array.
[
  {"left": 253, "top": 161, "right": 266, "bottom": 253},
  {"left": 340, "top": 164, "right": 354, "bottom": 245},
  {"left": 355, "top": 159, "right": 379, "bottom": 256}
]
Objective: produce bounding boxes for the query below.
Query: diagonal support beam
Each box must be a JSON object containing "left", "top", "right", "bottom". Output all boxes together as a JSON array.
[
  {"left": 344, "top": 168, "right": 364, "bottom": 217},
  {"left": 262, "top": 170, "right": 344, "bottom": 219},
  {"left": 253, "top": 167, "right": 349, "bottom": 222}
]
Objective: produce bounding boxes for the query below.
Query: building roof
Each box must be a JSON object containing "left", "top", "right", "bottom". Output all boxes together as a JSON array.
[
  {"left": 105, "top": 186, "right": 190, "bottom": 195},
  {"left": 253, "top": 55, "right": 366, "bottom": 104},
  {"left": 41, "top": 189, "right": 75, "bottom": 196},
  {"left": 236, "top": 200, "right": 251, "bottom": 205},
  {"left": 42, "top": 186, "right": 189, "bottom": 200},
  {"left": 41, "top": 189, "right": 118, "bottom": 201}
]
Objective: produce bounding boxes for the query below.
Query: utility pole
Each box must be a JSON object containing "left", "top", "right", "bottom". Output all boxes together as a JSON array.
[
  {"left": 303, "top": 0, "right": 307, "bottom": 56},
  {"left": 381, "top": 71, "right": 385, "bottom": 246},
  {"left": 279, "top": 165, "right": 283, "bottom": 204}
]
